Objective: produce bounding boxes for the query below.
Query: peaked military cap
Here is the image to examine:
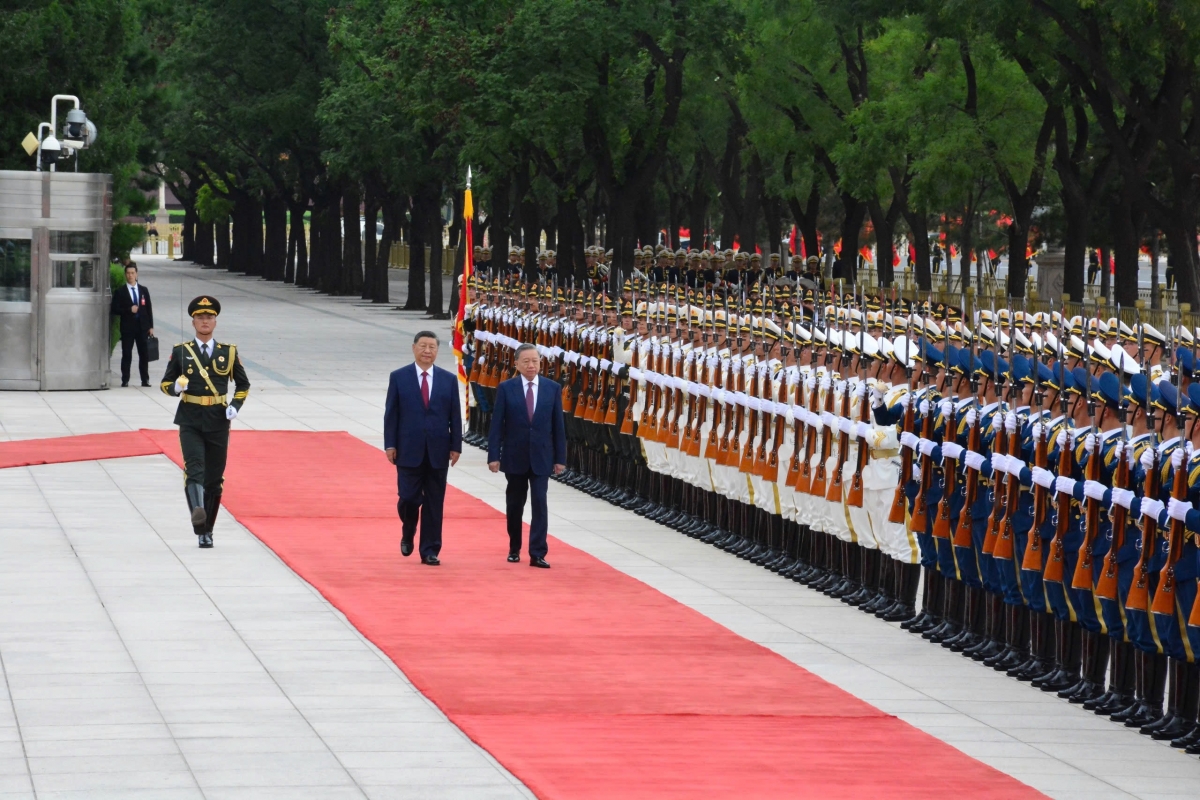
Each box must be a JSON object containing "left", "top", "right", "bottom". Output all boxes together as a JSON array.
[{"left": 188, "top": 295, "right": 221, "bottom": 316}]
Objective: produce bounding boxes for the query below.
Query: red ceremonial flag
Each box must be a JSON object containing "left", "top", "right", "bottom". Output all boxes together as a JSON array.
[
  {"left": 732, "top": 236, "right": 740, "bottom": 252},
  {"left": 833, "top": 239, "right": 842, "bottom": 256},
  {"left": 789, "top": 226, "right": 797, "bottom": 256},
  {"left": 892, "top": 251, "right": 900, "bottom": 267},
  {"left": 859, "top": 246, "right": 873, "bottom": 264},
  {"left": 679, "top": 227, "right": 690, "bottom": 244},
  {"left": 987, "top": 249, "right": 998, "bottom": 261},
  {"left": 908, "top": 244, "right": 916, "bottom": 264},
  {"left": 949, "top": 245, "right": 958, "bottom": 259}
]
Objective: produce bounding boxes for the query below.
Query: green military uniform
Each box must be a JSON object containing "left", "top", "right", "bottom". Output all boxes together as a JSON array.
[{"left": 159, "top": 295, "right": 250, "bottom": 547}]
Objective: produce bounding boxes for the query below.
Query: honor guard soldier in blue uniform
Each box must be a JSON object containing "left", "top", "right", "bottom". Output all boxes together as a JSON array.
[{"left": 160, "top": 295, "right": 251, "bottom": 547}]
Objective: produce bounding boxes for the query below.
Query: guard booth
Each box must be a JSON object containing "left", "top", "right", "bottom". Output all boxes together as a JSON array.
[{"left": 0, "top": 170, "right": 112, "bottom": 390}]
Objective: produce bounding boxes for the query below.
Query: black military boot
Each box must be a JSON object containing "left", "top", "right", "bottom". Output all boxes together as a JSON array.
[
  {"left": 198, "top": 488, "right": 221, "bottom": 548},
  {"left": 1063, "top": 633, "right": 1108, "bottom": 704},
  {"left": 863, "top": 554, "right": 891, "bottom": 614},
  {"left": 881, "top": 562, "right": 919, "bottom": 622},
  {"left": 1168, "top": 663, "right": 1200, "bottom": 747},
  {"left": 186, "top": 484, "right": 207, "bottom": 530},
  {"left": 1145, "top": 658, "right": 1191, "bottom": 739},
  {"left": 1037, "top": 620, "right": 1081, "bottom": 691},
  {"left": 1011, "top": 610, "right": 1052, "bottom": 679},
  {"left": 1118, "top": 652, "right": 1166, "bottom": 728},
  {"left": 1090, "top": 640, "right": 1135, "bottom": 714},
  {"left": 926, "top": 578, "right": 962, "bottom": 643},
  {"left": 966, "top": 594, "right": 1003, "bottom": 661}
]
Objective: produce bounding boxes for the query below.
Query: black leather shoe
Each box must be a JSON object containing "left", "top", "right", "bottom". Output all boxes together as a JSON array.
[
  {"left": 120, "top": 381, "right": 129, "bottom": 387},
  {"left": 199, "top": 533, "right": 213, "bottom": 548},
  {"left": 421, "top": 555, "right": 440, "bottom": 566},
  {"left": 141, "top": 381, "right": 151, "bottom": 387},
  {"left": 400, "top": 536, "right": 414, "bottom": 557},
  {"left": 530, "top": 557, "right": 550, "bottom": 568},
  {"left": 507, "top": 553, "right": 520, "bottom": 563}
]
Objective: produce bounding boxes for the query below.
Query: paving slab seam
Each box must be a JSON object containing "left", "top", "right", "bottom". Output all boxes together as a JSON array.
[{"left": 26, "top": 465, "right": 207, "bottom": 800}]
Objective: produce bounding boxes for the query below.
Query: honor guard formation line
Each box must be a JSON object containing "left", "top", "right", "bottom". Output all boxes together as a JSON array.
[{"left": 459, "top": 242, "right": 1200, "bottom": 756}]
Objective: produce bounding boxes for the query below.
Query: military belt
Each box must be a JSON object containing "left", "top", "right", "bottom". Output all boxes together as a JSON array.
[{"left": 181, "top": 394, "right": 227, "bottom": 407}]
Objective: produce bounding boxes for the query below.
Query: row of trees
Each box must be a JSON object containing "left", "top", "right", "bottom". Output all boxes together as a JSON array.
[{"left": 5, "top": 1, "right": 1200, "bottom": 310}]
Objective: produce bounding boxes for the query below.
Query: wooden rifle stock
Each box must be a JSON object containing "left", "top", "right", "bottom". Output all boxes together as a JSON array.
[
  {"left": 785, "top": 375, "right": 807, "bottom": 488},
  {"left": 825, "top": 378, "right": 852, "bottom": 504},
  {"left": 1042, "top": 433, "right": 1077, "bottom": 584},
  {"left": 887, "top": 395, "right": 915, "bottom": 523},
  {"left": 620, "top": 344, "right": 640, "bottom": 435},
  {"left": 1071, "top": 432, "right": 1104, "bottom": 590},
  {"left": 1095, "top": 447, "right": 1132, "bottom": 600},
  {"left": 933, "top": 403, "right": 957, "bottom": 539},
  {"left": 952, "top": 405, "right": 982, "bottom": 548},
  {"left": 1020, "top": 420, "right": 1051, "bottom": 571},
  {"left": 794, "top": 373, "right": 818, "bottom": 494},
  {"left": 1151, "top": 452, "right": 1189, "bottom": 616},
  {"left": 846, "top": 384, "right": 870, "bottom": 508},
  {"left": 993, "top": 425, "right": 1023, "bottom": 561},
  {"left": 908, "top": 398, "right": 935, "bottom": 534},
  {"left": 810, "top": 375, "right": 834, "bottom": 497}
]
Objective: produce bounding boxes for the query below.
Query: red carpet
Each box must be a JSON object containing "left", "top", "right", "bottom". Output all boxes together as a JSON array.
[
  {"left": 11, "top": 431, "right": 1044, "bottom": 799},
  {"left": 0, "top": 430, "right": 163, "bottom": 470}
]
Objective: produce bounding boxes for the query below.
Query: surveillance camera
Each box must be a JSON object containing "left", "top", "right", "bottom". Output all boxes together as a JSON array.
[
  {"left": 65, "top": 108, "right": 87, "bottom": 140},
  {"left": 41, "top": 134, "right": 62, "bottom": 165}
]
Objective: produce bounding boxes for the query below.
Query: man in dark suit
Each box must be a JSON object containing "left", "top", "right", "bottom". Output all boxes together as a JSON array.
[
  {"left": 384, "top": 331, "right": 462, "bottom": 565},
  {"left": 488, "top": 343, "right": 567, "bottom": 568},
  {"left": 110, "top": 261, "right": 154, "bottom": 387}
]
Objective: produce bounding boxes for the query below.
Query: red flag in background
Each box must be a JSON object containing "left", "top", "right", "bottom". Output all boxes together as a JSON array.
[
  {"left": 908, "top": 244, "right": 916, "bottom": 265},
  {"left": 789, "top": 226, "right": 797, "bottom": 256},
  {"left": 892, "top": 251, "right": 900, "bottom": 267},
  {"left": 859, "top": 246, "right": 873, "bottom": 264}
]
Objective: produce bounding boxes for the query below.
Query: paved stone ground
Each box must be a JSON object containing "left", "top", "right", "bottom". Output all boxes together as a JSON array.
[{"left": 2, "top": 256, "right": 1200, "bottom": 799}]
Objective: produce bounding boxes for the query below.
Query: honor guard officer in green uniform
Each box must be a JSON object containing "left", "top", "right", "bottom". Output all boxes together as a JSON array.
[{"left": 159, "top": 295, "right": 250, "bottom": 548}]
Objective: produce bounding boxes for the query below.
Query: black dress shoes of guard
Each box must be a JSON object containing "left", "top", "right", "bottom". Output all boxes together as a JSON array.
[
  {"left": 421, "top": 555, "right": 440, "bottom": 566},
  {"left": 507, "top": 553, "right": 521, "bottom": 563},
  {"left": 141, "top": 381, "right": 151, "bottom": 387},
  {"left": 530, "top": 557, "right": 550, "bottom": 569},
  {"left": 400, "top": 535, "right": 414, "bottom": 557},
  {"left": 198, "top": 533, "right": 213, "bottom": 548}
]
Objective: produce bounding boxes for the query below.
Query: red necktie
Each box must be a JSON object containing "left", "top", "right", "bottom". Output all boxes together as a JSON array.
[
  {"left": 421, "top": 371, "right": 430, "bottom": 408},
  {"left": 526, "top": 381, "right": 535, "bottom": 420}
]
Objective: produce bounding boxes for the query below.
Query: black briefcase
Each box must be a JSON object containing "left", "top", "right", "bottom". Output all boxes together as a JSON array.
[{"left": 146, "top": 334, "right": 160, "bottom": 362}]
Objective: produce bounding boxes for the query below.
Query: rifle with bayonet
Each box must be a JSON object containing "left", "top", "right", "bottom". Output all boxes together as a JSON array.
[
  {"left": 1152, "top": 315, "right": 1191, "bottom": 616},
  {"left": 1073, "top": 302, "right": 1105, "bottom": 588},
  {"left": 995, "top": 298, "right": 1024, "bottom": 561},
  {"left": 1044, "top": 307, "right": 1078, "bottom": 584},
  {"left": 888, "top": 299, "right": 917, "bottom": 524}
]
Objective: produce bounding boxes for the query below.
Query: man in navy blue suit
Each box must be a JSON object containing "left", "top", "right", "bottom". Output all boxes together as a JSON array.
[
  {"left": 384, "top": 331, "right": 462, "bottom": 565},
  {"left": 488, "top": 343, "right": 567, "bottom": 568}
]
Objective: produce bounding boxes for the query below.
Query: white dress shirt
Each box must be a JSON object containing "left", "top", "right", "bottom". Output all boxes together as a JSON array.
[
  {"left": 194, "top": 338, "right": 214, "bottom": 359},
  {"left": 128, "top": 282, "right": 140, "bottom": 307}
]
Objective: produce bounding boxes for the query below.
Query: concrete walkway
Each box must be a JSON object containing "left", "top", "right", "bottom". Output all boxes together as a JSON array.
[{"left": 2, "top": 256, "right": 1199, "bottom": 799}]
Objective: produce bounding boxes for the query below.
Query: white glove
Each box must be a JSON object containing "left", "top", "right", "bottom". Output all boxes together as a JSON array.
[
  {"left": 1083, "top": 433, "right": 1097, "bottom": 453},
  {"left": 964, "top": 409, "right": 977, "bottom": 428},
  {"left": 918, "top": 438, "right": 936, "bottom": 457},
  {"left": 1030, "top": 422, "right": 1044, "bottom": 442},
  {"left": 174, "top": 377, "right": 188, "bottom": 394},
  {"left": 919, "top": 399, "right": 930, "bottom": 416},
  {"left": 1140, "top": 497, "right": 1165, "bottom": 522},
  {"left": 912, "top": 464, "right": 921, "bottom": 482},
  {"left": 1168, "top": 497, "right": 1193, "bottom": 522},
  {"left": 1055, "top": 476, "right": 1077, "bottom": 496},
  {"left": 939, "top": 399, "right": 953, "bottom": 417},
  {"left": 805, "top": 376, "right": 816, "bottom": 391},
  {"left": 1110, "top": 488, "right": 1134, "bottom": 509},
  {"left": 900, "top": 431, "right": 919, "bottom": 450},
  {"left": 1172, "top": 448, "right": 1185, "bottom": 469},
  {"left": 854, "top": 382, "right": 867, "bottom": 398},
  {"left": 1082, "top": 480, "right": 1107, "bottom": 502},
  {"left": 901, "top": 393, "right": 913, "bottom": 409},
  {"left": 1005, "top": 411, "right": 1017, "bottom": 433},
  {"left": 855, "top": 421, "right": 872, "bottom": 441},
  {"left": 838, "top": 417, "right": 853, "bottom": 435},
  {"left": 870, "top": 386, "right": 885, "bottom": 405},
  {"left": 941, "top": 442, "right": 964, "bottom": 460},
  {"left": 964, "top": 451, "right": 986, "bottom": 471},
  {"left": 1113, "top": 441, "right": 1125, "bottom": 463},
  {"left": 226, "top": 405, "right": 238, "bottom": 421},
  {"left": 1140, "top": 447, "right": 1156, "bottom": 472},
  {"left": 1056, "top": 431, "right": 1069, "bottom": 450},
  {"left": 1004, "top": 457, "right": 1026, "bottom": 477},
  {"left": 1030, "top": 466, "right": 1055, "bottom": 489},
  {"left": 820, "top": 376, "right": 831, "bottom": 391},
  {"left": 990, "top": 452, "right": 1008, "bottom": 473},
  {"left": 821, "top": 411, "right": 836, "bottom": 429}
]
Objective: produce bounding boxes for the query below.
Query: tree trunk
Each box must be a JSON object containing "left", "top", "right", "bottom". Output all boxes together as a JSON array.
[
  {"left": 901, "top": 208, "right": 930, "bottom": 291},
  {"left": 194, "top": 219, "right": 213, "bottom": 267},
  {"left": 371, "top": 200, "right": 396, "bottom": 304},
  {"left": 607, "top": 190, "right": 637, "bottom": 285},
  {"left": 215, "top": 215, "right": 231, "bottom": 270},
  {"left": 558, "top": 193, "right": 585, "bottom": 283},
  {"left": 428, "top": 189, "right": 445, "bottom": 318},
  {"left": 181, "top": 204, "right": 196, "bottom": 262},
  {"left": 1005, "top": 219, "right": 1031, "bottom": 299},
  {"left": 306, "top": 199, "right": 325, "bottom": 289},
  {"left": 294, "top": 206, "right": 309, "bottom": 286},
  {"left": 1110, "top": 195, "right": 1141, "bottom": 307},
  {"left": 489, "top": 174, "right": 511, "bottom": 278},
  {"left": 1061, "top": 200, "right": 1087, "bottom": 302},
  {"left": 837, "top": 193, "right": 867, "bottom": 286},
  {"left": 245, "top": 193, "right": 264, "bottom": 277},
  {"left": 1150, "top": 230, "right": 1161, "bottom": 309},
  {"left": 285, "top": 213, "right": 297, "bottom": 284},
  {"left": 635, "top": 186, "right": 657, "bottom": 249},
  {"left": 363, "top": 191, "right": 378, "bottom": 301},
  {"left": 322, "top": 196, "right": 342, "bottom": 294},
  {"left": 406, "top": 194, "right": 428, "bottom": 311},
  {"left": 341, "top": 183, "right": 363, "bottom": 296},
  {"left": 263, "top": 193, "right": 287, "bottom": 281},
  {"left": 1163, "top": 220, "right": 1199, "bottom": 309}
]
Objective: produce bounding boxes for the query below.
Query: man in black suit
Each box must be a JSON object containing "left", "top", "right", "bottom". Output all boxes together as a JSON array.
[
  {"left": 487, "top": 343, "right": 567, "bottom": 568},
  {"left": 384, "top": 331, "right": 463, "bottom": 565},
  {"left": 110, "top": 262, "right": 154, "bottom": 387}
]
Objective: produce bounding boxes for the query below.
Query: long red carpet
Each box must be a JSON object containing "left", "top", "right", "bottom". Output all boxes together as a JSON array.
[{"left": 6, "top": 431, "right": 1044, "bottom": 799}]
